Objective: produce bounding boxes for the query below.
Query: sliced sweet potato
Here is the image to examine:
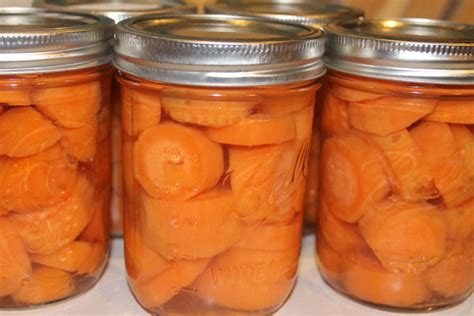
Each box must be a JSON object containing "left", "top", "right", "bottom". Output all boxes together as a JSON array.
[
  {"left": 0, "top": 219, "right": 32, "bottom": 297},
  {"left": 32, "top": 81, "right": 102, "bottom": 128},
  {"left": 235, "top": 213, "right": 302, "bottom": 251},
  {"left": 206, "top": 114, "right": 296, "bottom": 146},
  {"left": 192, "top": 246, "right": 299, "bottom": 311},
  {"left": 131, "top": 258, "right": 210, "bottom": 308},
  {"left": 349, "top": 97, "right": 436, "bottom": 136},
  {"left": 343, "top": 254, "right": 430, "bottom": 307},
  {"left": 61, "top": 118, "right": 98, "bottom": 162},
  {"left": 10, "top": 176, "right": 94, "bottom": 255},
  {"left": 319, "top": 199, "right": 367, "bottom": 253},
  {"left": 425, "top": 249, "right": 474, "bottom": 298},
  {"left": 411, "top": 121, "right": 473, "bottom": 207},
  {"left": 134, "top": 123, "right": 224, "bottom": 200},
  {"left": 0, "top": 143, "right": 78, "bottom": 213},
  {"left": 425, "top": 99, "right": 474, "bottom": 124},
  {"left": 162, "top": 95, "right": 256, "bottom": 128},
  {"left": 143, "top": 188, "right": 243, "bottom": 259},
  {"left": 442, "top": 199, "right": 474, "bottom": 241},
  {"left": 332, "top": 85, "right": 383, "bottom": 102},
  {"left": 0, "top": 107, "right": 62, "bottom": 158},
  {"left": 320, "top": 133, "right": 390, "bottom": 223},
  {"left": 11, "top": 266, "right": 74, "bottom": 305},
  {"left": 0, "top": 89, "right": 32, "bottom": 106},
  {"left": 316, "top": 235, "right": 348, "bottom": 283},
  {"left": 359, "top": 197, "right": 447, "bottom": 273},
  {"left": 230, "top": 142, "right": 301, "bottom": 224},
  {"left": 122, "top": 87, "right": 161, "bottom": 136},
  {"left": 31, "top": 241, "right": 105, "bottom": 275},
  {"left": 370, "top": 129, "right": 439, "bottom": 202},
  {"left": 321, "top": 90, "right": 350, "bottom": 137}
]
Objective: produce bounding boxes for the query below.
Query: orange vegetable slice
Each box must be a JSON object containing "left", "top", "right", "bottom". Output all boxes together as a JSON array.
[
  {"left": 86, "top": 138, "right": 111, "bottom": 189},
  {"left": 61, "top": 118, "right": 99, "bottom": 162},
  {"left": 425, "top": 249, "right": 474, "bottom": 298},
  {"left": 359, "top": 197, "right": 447, "bottom": 273},
  {"left": 321, "top": 89, "right": 350, "bottom": 137},
  {"left": 0, "top": 107, "right": 62, "bottom": 158},
  {"left": 411, "top": 121, "right": 473, "bottom": 207},
  {"left": 31, "top": 241, "right": 105, "bottom": 275},
  {"left": 450, "top": 125, "right": 474, "bottom": 184},
  {"left": 162, "top": 95, "right": 256, "bottom": 128},
  {"left": 343, "top": 254, "right": 430, "bottom": 307},
  {"left": 349, "top": 97, "right": 436, "bottom": 136},
  {"left": 192, "top": 246, "right": 299, "bottom": 311},
  {"left": 370, "top": 129, "right": 439, "bottom": 202},
  {"left": 134, "top": 122, "right": 224, "bottom": 200},
  {"left": 425, "top": 99, "right": 474, "bottom": 124},
  {"left": 11, "top": 266, "right": 74, "bottom": 305},
  {"left": 442, "top": 199, "right": 474, "bottom": 241},
  {"left": 10, "top": 176, "right": 94, "bottom": 255},
  {"left": 32, "top": 81, "right": 102, "bottom": 128},
  {"left": 331, "top": 85, "right": 383, "bottom": 102},
  {"left": 97, "top": 103, "right": 111, "bottom": 142},
  {"left": 318, "top": 199, "right": 367, "bottom": 253},
  {"left": 320, "top": 133, "right": 390, "bottom": 223},
  {"left": 125, "top": 226, "right": 170, "bottom": 282},
  {"left": 0, "top": 219, "right": 32, "bottom": 297},
  {"left": 78, "top": 190, "right": 110, "bottom": 245},
  {"left": 316, "top": 234, "right": 348, "bottom": 283},
  {"left": 206, "top": 114, "right": 296, "bottom": 146},
  {"left": 121, "top": 87, "right": 161, "bottom": 136},
  {"left": 450, "top": 124, "right": 473, "bottom": 148},
  {"left": 0, "top": 143, "right": 78, "bottom": 213},
  {"left": 230, "top": 142, "right": 301, "bottom": 224},
  {"left": 258, "top": 91, "right": 314, "bottom": 115},
  {"left": 0, "top": 89, "right": 32, "bottom": 106},
  {"left": 143, "top": 188, "right": 244, "bottom": 259},
  {"left": 235, "top": 214, "right": 302, "bottom": 251},
  {"left": 131, "top": 258, "right": 210, "bottom": 308}
]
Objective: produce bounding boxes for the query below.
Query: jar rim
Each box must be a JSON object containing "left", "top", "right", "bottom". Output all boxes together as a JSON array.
[
  {"left": 0, "top": 7, "right": 114, "bottom": 74},
  {"left": 114, "top": 14, "right": 326, "bottom": 87},
  {"left": 325, "top": 18, "right": 474, "bottom": 85}
]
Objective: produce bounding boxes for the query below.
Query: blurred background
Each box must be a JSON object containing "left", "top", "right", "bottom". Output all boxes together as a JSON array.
[
  {"left": 1, "top": 0, "right": 473, "bottom": 23},
  {"left": 188, "top": 0, "right": 474, "bottom": 23}
]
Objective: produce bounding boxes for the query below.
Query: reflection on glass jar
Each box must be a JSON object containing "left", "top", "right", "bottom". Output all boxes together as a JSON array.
[{"left": 317, "top": 18, "right": 474, "bottom": 311}]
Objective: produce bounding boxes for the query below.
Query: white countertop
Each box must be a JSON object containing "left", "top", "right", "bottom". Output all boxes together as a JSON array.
[{"left": 1, "top": 234, "right": 472, "bottom": 316}]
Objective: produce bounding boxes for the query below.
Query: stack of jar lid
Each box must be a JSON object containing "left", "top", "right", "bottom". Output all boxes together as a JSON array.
[{"left": 0, "top": 0, "right": 472, "bottom": 314}]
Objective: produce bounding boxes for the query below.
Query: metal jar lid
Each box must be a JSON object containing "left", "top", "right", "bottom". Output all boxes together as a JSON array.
[
  {"left": 0, "top": 7, "right": 114, "bottom": 75},
  {"left": 114, "top": 14, "right": 325, "bottom": 87},
  {"left": 205, "top": 0, "right": 364, "bottom": 27},
  {"left": 33, "top": 0, "right": 196, "bottom": 23},
  {"left": 325, "top": 18, "right": 474, "bottom": 85}
]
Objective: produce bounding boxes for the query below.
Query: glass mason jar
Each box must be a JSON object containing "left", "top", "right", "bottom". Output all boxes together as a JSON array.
[
  {"left": 318, "top": 18, "right": 474, "bottom": 311},
  {"left": 34, "top": 0, "right": 197, "bottom": 237},
  {"left": 205, "top": 0, "right": 364, "bottom": 225},
  {"left": 0, "top": 8, "right": 114, "bottom": 308},
  {"left": 115, "top": 14, "right": 325, "bottom": 314}
]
